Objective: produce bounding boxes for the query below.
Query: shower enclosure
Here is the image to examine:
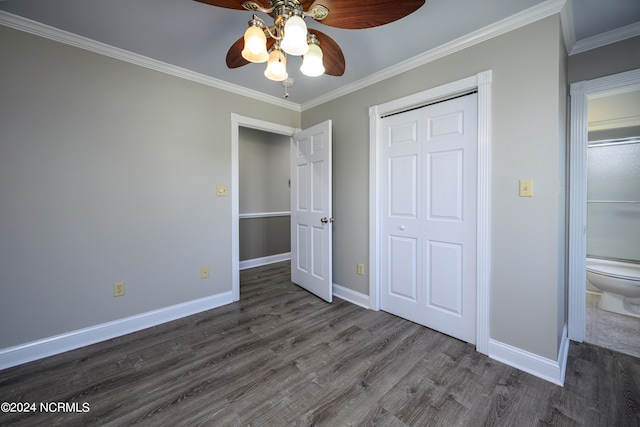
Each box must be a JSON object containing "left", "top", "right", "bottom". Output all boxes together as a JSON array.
[{"left": 587, "top": 137, "right": 640, "bottom": 264}]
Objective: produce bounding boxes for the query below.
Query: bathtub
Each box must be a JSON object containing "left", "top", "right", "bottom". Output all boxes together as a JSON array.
[{"left": 586, "top": 257, "right": 640, "bottom": 318}]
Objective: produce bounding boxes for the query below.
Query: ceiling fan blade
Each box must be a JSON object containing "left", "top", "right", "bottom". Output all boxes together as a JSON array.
[
  {"left": 226, "top": 37, "right": 248, "bottom": 68},
  {"left": 307, "top": 0, "right": 424, "bottom": 29},
  {"left": 193, "top": 0, "right": 245, "bottom": 10},
  {"left": 193, "top": 0, "right": 271, "bottom": 10},
  {"left": 226, "top": 36, "right": 276, "bottom": 69},
  {"left": 309, "top": 29, "right": 345, "bottom": 76}
]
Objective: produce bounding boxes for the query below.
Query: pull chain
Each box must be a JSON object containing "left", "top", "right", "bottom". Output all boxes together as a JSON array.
[{"left": 283, "top": 77, "right": 294, "bottom": 98}]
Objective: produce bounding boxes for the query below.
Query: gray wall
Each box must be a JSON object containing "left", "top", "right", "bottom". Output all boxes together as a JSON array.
[
  {"left": 239, "top": 127, "right": 290, "bottom": 214},
  {"left": 568, "top": 35, "right": 640, "bottom": 84},
  {"left": 557, "top": 29, "right": 569, "bottom": 347},
  {"left": 0, "top": 25, "right": 299, "bottom": 349},
  {"left": 302, "top": 16, "right": 568, "bottom": 360},
  {"left": 239, "top": 216, "right": 290, "bottom": 261}
]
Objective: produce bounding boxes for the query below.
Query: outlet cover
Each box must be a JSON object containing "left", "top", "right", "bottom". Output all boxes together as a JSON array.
[
  {"left": 114, "top": 281, "right": 125, "bottom": 297},
  {"left": 201, "top": 266, "right": 210, "bottom": 279}
]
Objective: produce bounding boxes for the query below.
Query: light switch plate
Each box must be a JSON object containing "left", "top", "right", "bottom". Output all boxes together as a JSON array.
[
  {"left": 216, "top": 185, "right": 228, "bottom": 196},
  {"left": 519, "top": 180, "right": 533, "bottom": 197}
]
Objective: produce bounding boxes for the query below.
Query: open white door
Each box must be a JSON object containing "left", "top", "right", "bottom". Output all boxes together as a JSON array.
[{"left": 291, "top": 120, "right": 333, "bottom": 302}]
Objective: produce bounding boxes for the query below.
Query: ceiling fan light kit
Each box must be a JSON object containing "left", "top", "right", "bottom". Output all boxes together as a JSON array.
[
  {"left": 197, "top": 0, "right": 424, "bottom": 91},
  {"left": 264, "top": 43, "right": 288, "bottom": 81},
  {"left": 238, "top": 4, "right": 321, "bottom": 80},
  {"left": 281, "top": 14, "right": 309, "bottom": 56},
  {"left": 240, "top": 20, "right": 269, "bottom": 63},
  {"left": 299, "top": 35, "right": 325, "bottom": 77}
]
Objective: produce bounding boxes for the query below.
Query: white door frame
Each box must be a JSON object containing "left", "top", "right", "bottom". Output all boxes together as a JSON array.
[
  {"left": 231, "top": 113, "right": 300, "bottom": 301},
  {"left": 369, "top": 70, "right": 493, "bottom": 355},
  {"left": 567, "top": 68, "right": 640, "bottom": 342}
]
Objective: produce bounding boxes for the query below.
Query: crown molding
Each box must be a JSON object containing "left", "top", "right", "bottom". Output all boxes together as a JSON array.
[
  {"left": 0, "top": 11, "right": 301, "bottom": 113},
  {"left": 560, "top": 0, "right": 576, "bottom": 54},
  {"left": 12, "top": 0, "right": 627, "bottom": 112},
  {"left": 570, "top": 21, "right": 640, "bottom": 56},
  {"left": 301, "top": 0, "right": 567, "bottom": 110}
]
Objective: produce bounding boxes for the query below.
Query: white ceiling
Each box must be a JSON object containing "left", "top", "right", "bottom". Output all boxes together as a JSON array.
[{"left": 1, "top": 0, "right": 639, "bottom": 105}]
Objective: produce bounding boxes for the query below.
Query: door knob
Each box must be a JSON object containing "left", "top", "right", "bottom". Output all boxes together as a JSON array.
[{"left": 321, "top": 217, "right": 334, "bottom": 224}]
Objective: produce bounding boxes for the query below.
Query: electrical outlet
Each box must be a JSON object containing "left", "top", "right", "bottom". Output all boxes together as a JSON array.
[
  {"left": 201, "top": 266, "right": 210, "bottom": 279},
  {"left": 216, "top": 185, "right": 228, "bottom": 196},
  {"left": 357, "top": 263, "right": 365, "bottom": 275},
  {"left": 114, "top": 281, "right": 125, "bottom": 297}
]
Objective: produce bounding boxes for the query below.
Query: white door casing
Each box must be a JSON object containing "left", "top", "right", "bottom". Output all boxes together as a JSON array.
[
  {"left": 291, "top": 120, "right": 333, "bottom": 302},
  {"left": 379, "top": 94, "right": 478, "bottom": 344}
]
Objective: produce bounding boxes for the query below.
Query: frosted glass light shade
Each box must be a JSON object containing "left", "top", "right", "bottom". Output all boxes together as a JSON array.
[
  {"left": 241, "top": 26, "right": 268, "bottom": 63},
  {"left": 281, "top": 15, "right": 309, "bottom": 56},
  {"left": 300, "top": 43, "right": 325, "bottom": 77},
  {"left": 264, "top": 49, "right": 288, "bottom": 81}
]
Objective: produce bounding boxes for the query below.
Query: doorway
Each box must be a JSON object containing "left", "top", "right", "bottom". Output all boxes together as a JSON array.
[
  {"left": 231, "top": 114, "right": 298, "bottom": 302},
  {"left": 231, "top": 114, "right": 334, "bottom": 303},
  {"left": 238, "top": 127, "right": 291, "bottom": 271},
  {"left": 567, "top": 68, "right": 640, "bottom": 343},
  {"left": 369, "top": 71, "right": 493, "bottom": 354}
]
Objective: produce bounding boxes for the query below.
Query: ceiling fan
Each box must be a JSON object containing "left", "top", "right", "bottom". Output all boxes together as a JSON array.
[{"left": 195, "top": 0, "right": 425, "bottom": 82}]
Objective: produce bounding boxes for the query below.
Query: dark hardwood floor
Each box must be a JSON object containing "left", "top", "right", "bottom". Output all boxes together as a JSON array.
[{"left": 1, "top": 261, "right": 639, "bottom": 426}]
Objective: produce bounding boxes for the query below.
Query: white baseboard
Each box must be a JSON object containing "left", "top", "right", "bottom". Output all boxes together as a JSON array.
[
  {"left": 333, "top": 283, "right": 370, "bottom": 308},
  {"left": 239, "top": 253, "right": 291, "bottom": 270},
  {"left": 488, "top": 325, "right": 570, "bottom": 386},
  {"left": 0, "top": 291, "right": 233, "bottom": 371}
]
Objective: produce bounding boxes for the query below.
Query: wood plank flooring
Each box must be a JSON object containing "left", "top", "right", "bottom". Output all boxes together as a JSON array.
[{"left": 1, "top": 261, "right": 639, "bottom": 426}]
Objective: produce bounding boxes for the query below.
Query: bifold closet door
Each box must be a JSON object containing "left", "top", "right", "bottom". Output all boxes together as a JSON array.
[{"left": 380, "top": 93, "right": 478, "bottom": 344}]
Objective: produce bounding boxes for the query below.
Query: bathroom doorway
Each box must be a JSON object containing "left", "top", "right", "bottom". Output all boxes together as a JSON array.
[
  {"left": 568, "top": 69, "right": 640, "bottom": 358},
  {"left": 584, "top": 133, "right": 640, "bottom": 358}
]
